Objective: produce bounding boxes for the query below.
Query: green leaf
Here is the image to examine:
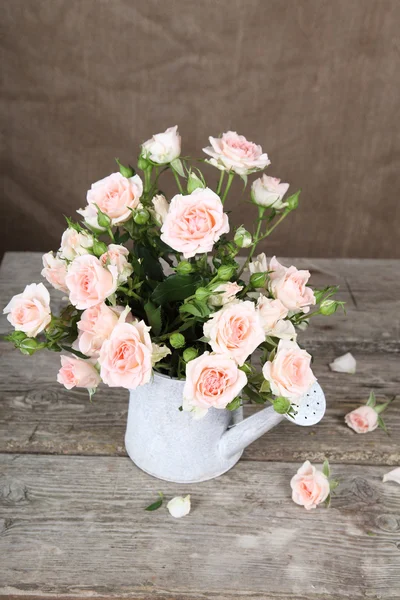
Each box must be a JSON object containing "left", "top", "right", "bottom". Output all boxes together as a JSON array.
[
  {"left": 243, "top": 385, "right": 264, "bottom": 404},
  {"left": 152, "top": 274, "right": 199, "bottom": 306},
  {"left": 374, "top": 402, "right": 390, "bottom": 414},
  {"left": 226, "top": 397, "right": 242, "bottom": 411},
  {"left": 136, "top": 245, "right": 164, "bottom": 282},
  {"left": 171, "top": 158, "right": 185, "bottom": 177},
  {"left": 145, "top": 492, "right": 164, "bottom": 511},
  {"left": 260, "top": 379, "right": 271, "bottom": 394},
  {"left": 377, "top": 415, "right": 389, "bottom": 434},
  {"left": 180, "top": 301, "right": 211, "bottom": 318},
  {"left": 144, "top": 301, "right": 162, "bottom": 336},
  {"left": 61, "top": 345, "right": 90, "bottom": 360},
  {"left": 366, "top": 391, "right": 376, "bottom": 408},
  {"left": 324, "top": 493, "right": 331, "bottom": 509},
  {"left": 322, "top": 459, "right": 330, "bottom": 478},
  {"left": 329, "top": 479, "right": 339, "bottom": 491}
]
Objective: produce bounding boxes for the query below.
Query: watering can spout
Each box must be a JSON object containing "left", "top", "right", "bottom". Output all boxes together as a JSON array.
[
  {"left": 219, "top": 382, "right": 326, "bottom": 459},
  {"left": 220, "top": 405, "right": 284, "bottom": 459}
]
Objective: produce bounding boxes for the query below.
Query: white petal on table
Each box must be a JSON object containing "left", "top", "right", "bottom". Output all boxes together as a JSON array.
[
  {"left": 383, "top": 467, "right": 400, "bottom": 484},
  {"left": 329, "top": 352, "right": 357, "bottom": 374}
]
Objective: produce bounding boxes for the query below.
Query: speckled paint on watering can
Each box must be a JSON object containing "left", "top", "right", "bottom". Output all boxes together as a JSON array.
[{"left": 125, "top": 373, "right": 326, "bottom": 484}]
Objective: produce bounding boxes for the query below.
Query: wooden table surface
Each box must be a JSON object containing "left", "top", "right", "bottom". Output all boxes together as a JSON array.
[{"left": 0, "top": 252, "right": 399, "bottom": 599}]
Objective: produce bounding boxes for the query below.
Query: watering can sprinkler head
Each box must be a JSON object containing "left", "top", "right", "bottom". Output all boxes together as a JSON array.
[{"left": 283, "top": 382, "right": 326, "bottom": 427}]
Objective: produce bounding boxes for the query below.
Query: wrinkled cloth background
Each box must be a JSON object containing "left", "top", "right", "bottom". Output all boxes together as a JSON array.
[{"left": 1, "top": 0, "right": 399, "bottom": 258}]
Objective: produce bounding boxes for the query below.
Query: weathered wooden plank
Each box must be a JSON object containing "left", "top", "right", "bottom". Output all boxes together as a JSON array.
[
  {"left": 1, "top": 252, "right": 400, "bottom": 350},
  {"left": 1, "top": 341, "right": 399, "bottom": 463},
  {"left": 0, "top": 455, "right": 399, "bottom": 599}
]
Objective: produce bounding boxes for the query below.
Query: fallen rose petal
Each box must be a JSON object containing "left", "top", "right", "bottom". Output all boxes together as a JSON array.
[
  {"left": 383, "top": 467, "right": 400, "bottom": 484},
  {"left": 167, "top": 495, "right": 191, "bottom": 518},
  {"left": 329, "top": 352, "right": 356, "bottom": 374}
]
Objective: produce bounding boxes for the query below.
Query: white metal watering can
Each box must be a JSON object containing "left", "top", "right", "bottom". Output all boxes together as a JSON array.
[{"left": 125, "top": 373, "right": 326, "bottom": 483}]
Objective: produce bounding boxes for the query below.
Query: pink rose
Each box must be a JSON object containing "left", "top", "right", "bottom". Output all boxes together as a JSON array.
[
  {"left": 251, "top": 175, "right": 290, "bottom": 210},
  {"left": 203, "top": 131, "right": 270, "bottom": 176},
  {"left": 183, "top": 352, "right": 247, "bottom": 418},
  {"left": 142, "top": 126, "right": 181, "bottom": 164},
  {"left": 151, "top": 194, "right": 169, "bottom": 225},
  {"left": 41, "top": 252, "right": 68, "bottom": 293},
  {"left": 203, "top": 300, "right": 265, "bottom": 366},
  {"left": 75, "top": 302, "right": 121, "bottom": 357},
  {"left": 160, "top": 188, "right": 229, "bottom": 258},
  {"left": 290, "top": 461, "right": 330, "bottom": 510},
  {"left": 57, "top": 355, "right": 101, "bottom": 390},
  {"left": 99, "top": 321, "right": 153, "bottom": 389},
  {"left": 269, "top": 256, "right": 316, "bottom": 314},
  {"left": 262, "top": 339, "right": 316, "bottom": 402},
  {"left": 345, "top": 406, "right": 378, "bottom": 433},
  {"left": 256, "top": 295, "right": 296, "bottom": 340},
  {"left": 3, "top": 283, "right": 51, "bottom": 337},
  {"left": 100, "top": 244, "right": 133, "bottom": 284},
  {"left": 59, "top": 228, "right": 93, "bottom": 261},
  {"left": 78, "top": 172, "right": 143, "bottom": 228},
  {"left": 208, "top": 282, "right": 243, "bottom": 307},
  {"left": 248, "top": 252, "right": 268, "bottom": 275},
  {"left": 65, "top": 255, "right": 118, "bottom": 310}
]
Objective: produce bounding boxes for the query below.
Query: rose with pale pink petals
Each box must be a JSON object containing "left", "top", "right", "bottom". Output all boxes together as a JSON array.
[
  {"left": 203, "top": 131, "right": 270, "bottom": 176},
  {"left": 142, "top": 126, "right": 181, "bottom": 164},
  {"left": 59, "top": 228, "right": 93, "bottom": 261},
  {"left": 262, "top": 339, "right": 316, "bottom": 402},
  {"left": 151, "top": 194, "right": 169, "bottom": 225},
  {"left": 75, "top": 303, "right": 125, "bottom": 357},
  {"left": 99, "top": 321, "right": 153, "bottom": 389},
  {"left": 100, "top": 244, "right": 133, "bottom": 284},
  {"left": 161, "top": 188, "right": 229, "bottom": 258},
  {"left": 3, "top": 283, "right": 51, "bottom": 337},
  {"left": 57, "top": 355, "right": 101, "bottom": 391},
  {"left": 290, "top": 461, "right": 330, "bottom": 510},
  {"left": 78, "top": 172, "right": 143, "bottom": 228},
  {"left": 269, "top": 256, "right": 316, "bottom": 314},
  {"left": 65, "top": 254, "right": 118, "bottom": 310},
  {"left": 344, "top": 405, "right": 378, "bottom": 433},
  {"left": 208, "top": 282, "right": 243, "bottom": 308},
  {"left": 252, "top": 175, "right": 290, "bottom": 210},
  {"left": 41, "top": 252, "right": 68, "bottom": 293},
  {"left": 248, "top": 252, "right": 268, "bottom": 275},
  {"left": 183, "top": 352, "right": 247, "bottom": 418},
  {"left": 203, "top": 300, "right": 265, "bottom": 366},
  {"left": 256, "top": 295, "right": 296, "bottom": 340}
]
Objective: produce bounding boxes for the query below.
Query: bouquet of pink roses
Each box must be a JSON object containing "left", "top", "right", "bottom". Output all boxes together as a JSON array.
[{"left": 4, "top": 127, "right": 343, "bottom": 418}]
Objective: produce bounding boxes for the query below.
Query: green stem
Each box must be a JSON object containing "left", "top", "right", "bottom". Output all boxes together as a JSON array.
[
  {"left": 221, "top": 171, "right": 234, "bottom": 204},
  {"left": 144, "top": 166, "right": 153, "bottom": 195},
  {"left": 261, "top": 210, "right": 289, "bottom": 240},
  {"left": 216, "top": 170, "right": 225, "bottom": 195},
  {"left": 172, "top": 169, "right": 184, "bottom": 194},
  {"left": 237, "top": 206, "right": 265, "bottom": 278}
]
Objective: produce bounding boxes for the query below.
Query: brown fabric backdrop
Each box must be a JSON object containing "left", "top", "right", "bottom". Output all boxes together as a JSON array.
[{"left": 1, "top": 0, "right": 400, "bottom": 259}]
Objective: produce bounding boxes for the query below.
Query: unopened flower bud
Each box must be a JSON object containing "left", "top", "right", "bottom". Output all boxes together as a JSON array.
[
  {"left": 320, "top": 299, "right": 338, "bottom": 316},
  {"left": 287, "top": 190, "right": 300, "bottom": 211},
  {"left": 217, "top": 265, "right": 235, "bottom": 281},
  {"left": 19, "top": 338, "right": 40, "bottom": 356},
  {"left": 234, "top": 226, "right": 252, "bottom": 248},
  {"left": 134, "top": 209, "right": 150, "bottom": 225},
  {"left": 273, "top": 396, "right": 291, "bottom": 414},
  {"left": 195, "top": 287, "right": 210, "bottom": 301},
  {"left": 169, "top": 333, "right": 186, "bottom": 349},
  {"left": 137, "top": 154, "right": 150, "bottom": 170},
  {"left": 176, "top": 261, "right": 193, "bottom": 274},
  {"left": 187, "top": 171, "right": 205, "bottom": 194},
  {"left": 250, "top": 272, "right": 267, "bottom": 288},
  {"left": 95, "top": 207, "right": 111, "bottom": 229},
  {"left": 183, "top": 347, "right": 198, "bottom": 362},
  {"left": 92, "top": 239, "right": 108, "bottom": 257},
  {"left": 115, "top": 158, "right": 135, "bottom": 178}
]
